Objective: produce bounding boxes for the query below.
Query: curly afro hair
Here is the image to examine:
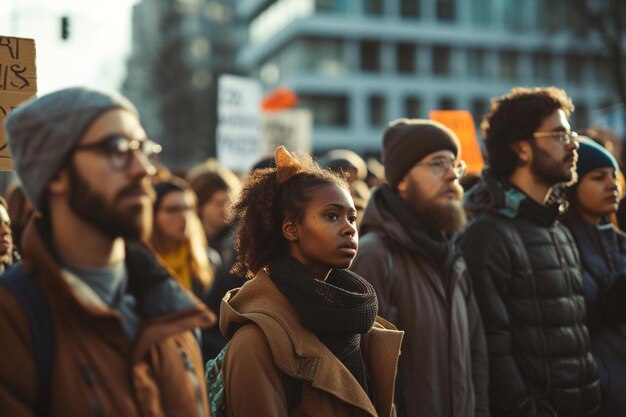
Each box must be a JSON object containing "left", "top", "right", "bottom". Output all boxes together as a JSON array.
[
  {"left": 481, "top": 86, "right": 574, "bottom": 179},
  {"left": 230, "top": 151, "right": 349, "bottom": 279}
]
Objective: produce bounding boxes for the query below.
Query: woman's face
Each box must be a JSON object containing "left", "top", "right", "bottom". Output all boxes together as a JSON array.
[
  {"left": 575, "top": 167, "right": 621, "bottom": 223},
  {"left": 286, "top": 184, "right": 358, "bottom": 280},
  {"left": 155, "top": 190, "right": 197, "bottom": 243},
  {"left": 200, "top": 189, "right": 231, "bottom": 238}
]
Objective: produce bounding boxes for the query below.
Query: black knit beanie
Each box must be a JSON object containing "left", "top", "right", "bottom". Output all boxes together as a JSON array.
[{"left": 382, "top": 118, "right": 460, "bottom": 189}]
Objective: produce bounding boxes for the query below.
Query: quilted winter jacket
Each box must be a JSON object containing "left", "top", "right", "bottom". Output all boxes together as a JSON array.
[
  {"left": 351, "top": 184, "right": 489, "bottom": 417},
  {"left": 461, "top": 171, "right": 600, "bottom": 417},
  {"left": 0, "top": 218, "right": 215, "bottom": 417},
  {"left": 219, "top": 269, "right": 404, "bottom": 417}
]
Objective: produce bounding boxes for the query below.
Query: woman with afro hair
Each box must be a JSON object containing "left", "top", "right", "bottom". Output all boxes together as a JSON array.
[{"left": 217, "top": 146, "right": 403, "bottom": 416}]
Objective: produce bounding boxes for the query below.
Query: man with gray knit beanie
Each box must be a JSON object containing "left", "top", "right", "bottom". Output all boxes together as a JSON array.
[
  {"left": 0, "top": 87, "right": 214, "bottom": 416},
  {"left": 352, "top": 118, "right": 489, "bottom": 417}
]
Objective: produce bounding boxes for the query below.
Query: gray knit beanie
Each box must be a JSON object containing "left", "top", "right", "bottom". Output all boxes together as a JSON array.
[
  {"left": 4, "top": 87, "right": 138, "bottom": 211},
  {"left": 382, "top": 118, "right": 460, "bottom": 189}
]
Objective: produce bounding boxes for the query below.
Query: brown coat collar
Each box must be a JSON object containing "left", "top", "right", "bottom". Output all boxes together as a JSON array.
[{"left": 220, "top": 269, "right": 404, "bottom": 416}]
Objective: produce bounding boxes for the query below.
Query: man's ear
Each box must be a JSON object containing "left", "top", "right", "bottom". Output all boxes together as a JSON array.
[
  {"left": 47, "top": 167, "right": 70, "bottom": 196},
  {"left": 282, "top": 217, "right": 298, "bottom": 242},
  {"left": 513, "top": 140, "right": 531, "bottom": 165}
]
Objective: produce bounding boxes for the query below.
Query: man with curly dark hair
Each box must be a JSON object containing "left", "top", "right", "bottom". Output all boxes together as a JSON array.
[{"left": 461, "top": 86, "right": 601, "bottom": 416}]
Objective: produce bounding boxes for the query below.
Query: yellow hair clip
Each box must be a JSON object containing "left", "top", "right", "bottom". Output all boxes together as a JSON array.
[{"left": 275, "top": 146, "right": 305, "bottom": 184}]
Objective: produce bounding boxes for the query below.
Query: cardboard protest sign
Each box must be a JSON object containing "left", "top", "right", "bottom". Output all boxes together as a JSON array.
[
  {"left": 429, "top": 110, "right": 485, "bottom": 174},
  {"left": 0, "top": 36, "right": 37, "bottom": 170},
  {"left": 216, "top": 74, "right": 262, "bottom": 173},
  {"left": 261, "top": 108, "right": 312, "bottom": 155}
]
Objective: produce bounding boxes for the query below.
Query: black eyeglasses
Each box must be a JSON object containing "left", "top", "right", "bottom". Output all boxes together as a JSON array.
[
  {"left": 74, "top": 135, "right": 162, "bottom": 170},
  {"left": 532, "top": 130, "right": 579, "bottom": 145}
]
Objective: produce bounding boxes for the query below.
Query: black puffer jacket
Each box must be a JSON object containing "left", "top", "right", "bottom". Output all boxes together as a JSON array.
[{"left": 461, "top": 170, "right": 600, "bottom": 417}]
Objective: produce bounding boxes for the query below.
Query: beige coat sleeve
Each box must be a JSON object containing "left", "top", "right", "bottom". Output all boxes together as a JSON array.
[
  {"left": 223, "top": 324, "right": 289, "bottom": 417},
  {"left": 0, "top": 287, "right": 39, "bottom": 417}
]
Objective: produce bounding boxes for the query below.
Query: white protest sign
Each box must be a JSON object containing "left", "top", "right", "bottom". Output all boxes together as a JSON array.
[
  {"left": 261, "top": 108, "right": 312, "bottom": 155},
  {"left": 216, "top": 74, "right": 262, "bottom": 172}
]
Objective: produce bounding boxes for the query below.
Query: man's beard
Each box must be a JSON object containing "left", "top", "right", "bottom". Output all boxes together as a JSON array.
[
  {"left": 530, "top": 141, "right": 578, "bottom": 187},
  {"left": 68, "top": 164, "right": 154, "bottom": 241},
  {"left": 407, "top": 182, "right": 467, "bottom": 234}
]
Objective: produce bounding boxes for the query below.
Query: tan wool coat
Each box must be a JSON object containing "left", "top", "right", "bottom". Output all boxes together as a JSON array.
[
  {"left": 220, "top": 269, "right": 404, "bottom": 417},
  {"left": 0, "top": 219, "right": 215, "bottom": 417}
]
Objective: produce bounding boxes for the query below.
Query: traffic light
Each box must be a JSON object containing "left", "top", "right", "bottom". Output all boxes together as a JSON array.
[{"left": 61, "top": 16, "right": 70, "bottom": 40}]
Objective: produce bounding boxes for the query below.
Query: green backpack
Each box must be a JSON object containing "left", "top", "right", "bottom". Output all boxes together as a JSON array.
[
  {"left": 205, "top": 340, "right": 302, "bottom": 417},
  {"left": 205, "top": 342, "right": 231, "bottom": 417}
]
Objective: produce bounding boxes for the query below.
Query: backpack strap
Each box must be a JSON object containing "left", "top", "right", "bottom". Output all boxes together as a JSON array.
[{"left": 0, "top": 263, "right": 55, "bottom": 417}]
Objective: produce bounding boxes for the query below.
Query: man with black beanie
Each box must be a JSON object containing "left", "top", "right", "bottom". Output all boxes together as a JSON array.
[{"left": 351, "top": 118, "right": 489, "bottom": 417}]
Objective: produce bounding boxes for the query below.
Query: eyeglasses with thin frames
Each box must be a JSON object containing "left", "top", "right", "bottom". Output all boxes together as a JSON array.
[
  {"left": 416, "top": 157, "right": 467, "bottom": 179},
  {"left": 160, "top": 204, "right": 196, "bottom": 215},
  {"left": 74, "top": 135, "right": 162, "bottom": 170},
  {"left": 532, "top": 130, "right": 578, "bottom": 145}
]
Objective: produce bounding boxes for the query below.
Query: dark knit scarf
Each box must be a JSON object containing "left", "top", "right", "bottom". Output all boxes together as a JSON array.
[
  {"left": 379, "top": 185, "right": 455, "bottom": 274},
  {"left": 269, "top": 255, "right": 378, "bottom": 393}
]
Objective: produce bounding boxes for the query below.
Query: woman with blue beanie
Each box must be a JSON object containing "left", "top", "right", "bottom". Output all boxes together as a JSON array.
[{"left": 561, "top": 137, "right": 626, "bottom": 416}]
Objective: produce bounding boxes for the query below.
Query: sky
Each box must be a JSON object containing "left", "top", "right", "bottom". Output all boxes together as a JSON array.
[{"left": 1, "top": 0, "right": 140, "bottom": 95}]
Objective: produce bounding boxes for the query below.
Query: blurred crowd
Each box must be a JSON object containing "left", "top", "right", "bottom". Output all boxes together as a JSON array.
[{"left": 1, "top": 85, "right": 626, "bottom": 417}]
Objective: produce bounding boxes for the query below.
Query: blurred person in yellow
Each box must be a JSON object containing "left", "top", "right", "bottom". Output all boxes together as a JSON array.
[{"left": 152, "top": 177, "right": 217, "bottom": 361}]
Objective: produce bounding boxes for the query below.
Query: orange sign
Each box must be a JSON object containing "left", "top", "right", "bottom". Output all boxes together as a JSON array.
[
  {"left": 429, "top": 110, "right": 485, "bottom": 174},
  {"left": 261, "top": 86, "right": 298, "bottom": 112},
  {"left": 0, "top": 36, "right": 37, "bottom": 171}
]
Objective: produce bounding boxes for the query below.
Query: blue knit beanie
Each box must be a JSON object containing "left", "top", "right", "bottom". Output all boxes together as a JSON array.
[{"left": 576, "top": 137, "right": 619, "bottom": 181}]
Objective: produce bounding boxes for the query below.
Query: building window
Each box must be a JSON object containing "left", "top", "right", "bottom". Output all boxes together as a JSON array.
[
  {"left": 565, "top": 54, "right": 584, "bottom": 84},
  {"left": 593, "top": 56, "right": 610, "bottom": 84},
  {"left": 433, "top": 46, "right": 451, "bottom": 76},
  {"left": 572, "top": 102, "right": 588, "bottom": 130},
  {"left": 467, "top": 48, "right": 486, "bottom": 78},
  {"left": 360, "top": 40, "right": 381, "bottom": 71},
  {"left": 404, "top": 97, "right": 422, "bottom": 118},
  {"left": 203, "top": 2, "right": 232, "bottom": 22},
  {"left": 302, "top": 37, "right": 345, "bottom": 76},
  {"left": 470, "top": 0, "right": 491, "bottom": 25},
  {"left": 364, "top": 0, "right": 384, "bottom": 15},
  {"left": 438, "top": 97, "right": 455, "bottom": 110},
  {"left": 503, "top": 0, "right": 524, "bottom": 31},
  {"left": 436, "top": 0, "right": 456, "bottom": 21},
  {"left": 299, "top": 94, "right": 349, "bottom": 127},
  {"left": 532, "top": 52, "right": 552, "bottom": 81},
  {"left": 564, "top": 6, "right": 588, "bottom": 38},
  {"left": 315, "top": 0, "right": 348, "bottom": 13},
  {"left": 499, "top": 50, "right": 518, "bottom": 80},
  {"left": 369, "top": 95, "right": 386, "bottom": 126},
  {"left": 250, "top": 0, "right": 316, "bottom": 44},
  {"left": 537, "top": 0, "right": 560, "bottom": 32},
  {"left": 401, "top": 0, "right": 420, "bottom": 17},
  {"left": 397, "top": 43, "right": 416, "bottom": 73},
  {"left": 471, "top": 98, "right": 488, "bottom": 127}
]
